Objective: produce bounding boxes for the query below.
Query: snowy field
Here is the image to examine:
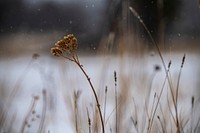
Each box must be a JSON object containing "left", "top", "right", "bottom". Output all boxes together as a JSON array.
[{"left": 0, "top": 52, "right": 200, "bottom": 132}]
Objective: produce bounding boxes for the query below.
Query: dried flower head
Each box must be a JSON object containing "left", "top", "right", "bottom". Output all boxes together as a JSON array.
[
  {"left": 51, "top": 47, "right": 63, "bottom": 56},
  {"left": 51, "top": 34, "right": 78, "bottom": 57},
  {"left": 55, "top": 40, "right": 69, "bottom": 51},
  {"left": 54, "top": 34, "right": 78, "bottom": 53},
  {"left": 63, "top": 34, "right": 78, "bottom": 52}
]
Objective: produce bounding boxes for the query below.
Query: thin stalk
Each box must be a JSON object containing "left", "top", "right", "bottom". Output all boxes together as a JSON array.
[
  {"left": 130, "top": 117, "right": 139, "bottom": 133},
  {"left": 20, "top": 96, "right": 37, "bottom": 133},
  {"left": 148, "top": 64, "right": 170, "bottom": 133},
  {"left": 61, "top": 53, "right": 104, "bottom": 132},
  {"left": 190, "top": 96, "right": 195, "bottom": 133},
  {"left": 132, "top": 98, "right": 138, "bottom": 132},
  {"left": 7, "top": 112, "right": 17, "bottom": 133},
  {"left": 158, "top": 102, "right": 167, "bottom": 133},
  {"left": 105, "top": 101, "right": 121, "bottom": 126},
  {"left": 167, "top": 91, "right": 176, "bottom": 124},
  {"left": 0, "top": 58, "right": 34, "bottom": 126},
  {"left": 145, "top": 72, "right": 157, "bottom": 133},
  {"left": 103, "top": 86, "right": 108, "bottom": 123},
  {"left": 157, "top": 115, "right": 166, "bottom": 133},
  {"left": 145, "top": 72, "right": 157, "bottom": 113},
  {"left": 74, "top": 90, "right": 79, "bottom": 133},
  {"left": 114, "top": 71, "right": 118, "bottom": 133},
  {"left": 71, "top": 55, "right": 105, "bottom": 133},
  {"left": 129, "top": 6, "right": 176, "bottom": 106},
  {"left": 147, "top": 93, "right": 157, "bottom": 133},
  {"left": 194, "top": 116, "right": 200, "bottom": 133},
  {"left": 86, "top": 107, "right": 91, "bottom": 133},
  {"left": 181, "top": 118, "right": 189, "bottom": 131},
  {"left": 175, "top": 54, "right": 186, "bottom": 133},
  {"left": 37, "top": 89, "right": 47, "bottom": 133},
  {"left": 129, "top": 7, "right": 184, "bottom": 133}
]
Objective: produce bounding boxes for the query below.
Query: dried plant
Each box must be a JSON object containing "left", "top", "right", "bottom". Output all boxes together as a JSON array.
[
  {"left": 51, "top": 34, "right": 105, "bottom": 133},
  {"left": 86, "top": 107, "right": 91, "bottom": 133},
  {"left": 114, "top": 71, "right": 118, "bottom": 133},
  {"left": 37, "top": 89, "right": 47, "bottom": 133},
  {"left": 73, "top": 90, "right": 82, "bottom": 133},
  {"left": 103, "top": 86, "right": 108, "bottom": 124},
  {"left": 20, "top": 95, "right": 39, "bottom": 133},
  {"left": 129, "top": 6, "right": 187, "bottom": 133},
  {"left": 0, "top": 54, "right": 39, "bottom": 129}
]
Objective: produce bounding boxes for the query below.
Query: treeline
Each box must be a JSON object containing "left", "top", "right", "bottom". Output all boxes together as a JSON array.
[
  {"left": 2, "top": 0, "right": 197, "bottom": 47},
  {"left": 0, "top": 0, "right": 90, "bottom": 33}
]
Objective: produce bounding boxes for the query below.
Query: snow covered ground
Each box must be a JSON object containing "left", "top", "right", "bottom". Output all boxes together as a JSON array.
[{"left": 0, "top": 52, "right": 200, "bottom": 132}]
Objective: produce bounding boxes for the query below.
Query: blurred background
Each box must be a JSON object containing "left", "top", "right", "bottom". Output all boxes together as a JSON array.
[
  {"left": 0, "top": 0, "right": 200, "bottom": 56},
  {"left": 0, "top": 0, "right": 200, "bottom": 132}
]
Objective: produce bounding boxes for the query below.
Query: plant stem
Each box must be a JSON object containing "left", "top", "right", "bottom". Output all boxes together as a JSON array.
[
  {"left": 129, "top": 7, "right": 181, "bottom": 133},
  {"left": 104, "top": 86, "right": 108, "bottom": 123},
  {"left": 87, "top": 107, "right": 91, "bottom": 133},
  {"left": 37, "top": 89, "right": 47, "bottom": 133},
  {"left": 73, "top": 57, "right": 105, "bottom": 133},
  {"left": 114, "top": 71, "right": 118, "bottom": 133},
  {"left": 74, "top": 91, "right": 79, "bottom": 133},
  {"left": 20, "top": 97, "right": 37, "bottom": 133}
]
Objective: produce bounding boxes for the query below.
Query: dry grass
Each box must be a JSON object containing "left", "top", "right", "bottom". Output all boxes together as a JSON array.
[
  {"left": 1, "top": 42, "right": 200, "bottom": 133},
  {"left": 0, "top": 5, "right": 200, "bottom": 133}
]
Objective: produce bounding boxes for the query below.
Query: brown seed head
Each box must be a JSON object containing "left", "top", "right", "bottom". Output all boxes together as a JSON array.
[
  {"left": 51, "top": 47, "right": 63, "bottom": 56},
  {"left": 55, "top": 39, "right": 71, "bottom": 52},
  {"left": 63, "top": 34, "right": 78, "bottom": 52},
  {"left": 52, "top": 34, "right": 78, "bottom": 55}
]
